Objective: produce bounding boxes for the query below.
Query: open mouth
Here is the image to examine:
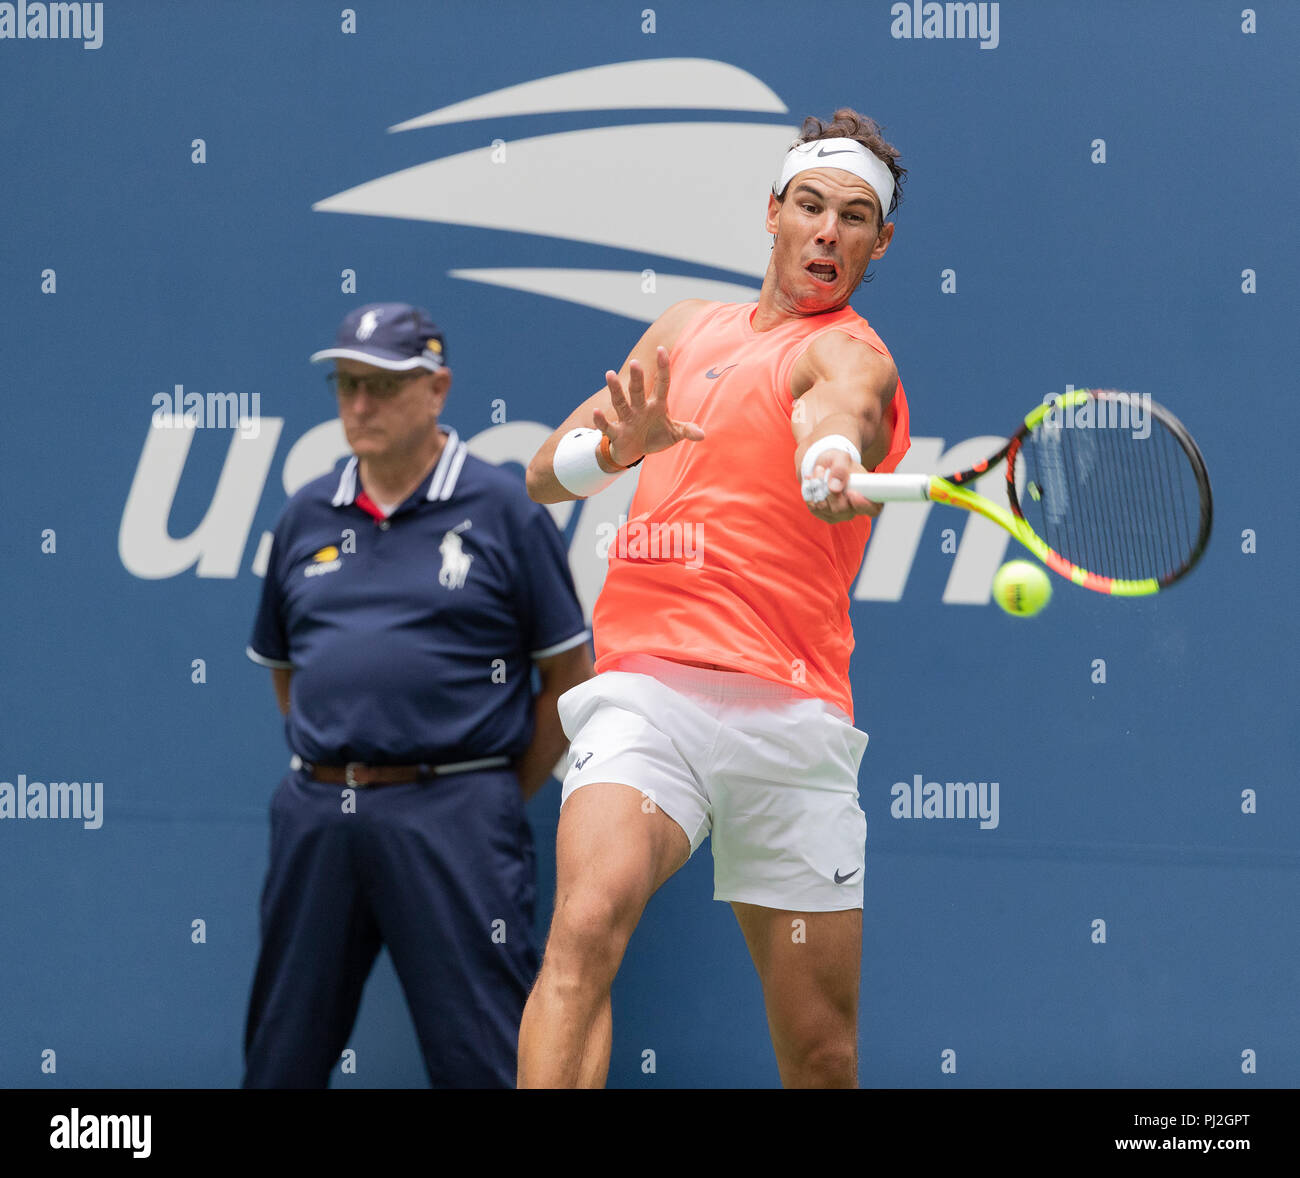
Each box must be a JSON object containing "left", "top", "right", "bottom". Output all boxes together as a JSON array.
[{"left": 806, "top": 259, "right": 838, "bottom": 284}]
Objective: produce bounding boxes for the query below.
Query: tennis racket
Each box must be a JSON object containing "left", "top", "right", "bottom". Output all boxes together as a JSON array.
[{"left": 802, "top": 388, "right": 1212, "bottom": 595}]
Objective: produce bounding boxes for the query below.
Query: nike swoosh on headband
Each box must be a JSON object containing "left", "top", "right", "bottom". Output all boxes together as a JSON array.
[{"left": 774, "top": 138, "right": 895, "bottom": 221}]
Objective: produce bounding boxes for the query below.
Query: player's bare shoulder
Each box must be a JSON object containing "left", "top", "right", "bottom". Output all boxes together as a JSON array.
[
  {"left": 651, "top": 298, "right": 712, "bottom": 352},
  {"left": 613, "top": 299, "right": 712, "bottom": 386},
  {"left": 790, "top": 328, "right": 897, "bottom": 403}
]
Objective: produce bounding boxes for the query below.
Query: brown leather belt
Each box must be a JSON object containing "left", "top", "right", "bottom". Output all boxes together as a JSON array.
[{"left": 293, "top": 755, "right": 511, "bottom": 787}]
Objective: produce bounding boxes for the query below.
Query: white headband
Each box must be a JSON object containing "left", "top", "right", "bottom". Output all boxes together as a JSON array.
[{"left": 774, "top": 137, "right": 895, "bottom": 223}]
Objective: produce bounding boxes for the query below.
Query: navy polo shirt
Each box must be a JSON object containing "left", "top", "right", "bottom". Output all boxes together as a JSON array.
[{"left": 247, "top": 427, "right": 588, "bottom": 766}]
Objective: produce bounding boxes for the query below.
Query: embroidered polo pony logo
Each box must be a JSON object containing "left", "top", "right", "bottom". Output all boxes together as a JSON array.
[
  {"left": 355, "top": 309, "right": 382, "bottom": 340},
  {"left": 439, "top": 520, "right": 473, "bottom": 589}
]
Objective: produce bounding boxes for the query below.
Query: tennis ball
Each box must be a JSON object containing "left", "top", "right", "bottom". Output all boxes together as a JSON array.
[{"left": 991, "top": 560, "right": 1052, "bottom": 617}]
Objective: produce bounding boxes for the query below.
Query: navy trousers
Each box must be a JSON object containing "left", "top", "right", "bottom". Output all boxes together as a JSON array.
[{"left": 242, "top": 766, "right": 540, "bottom": 1088}]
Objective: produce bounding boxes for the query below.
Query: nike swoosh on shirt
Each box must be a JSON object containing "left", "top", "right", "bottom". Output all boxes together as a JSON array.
[
  {"left": 705, "top": 364, "right": 738, "bottom": 379},
  {"left": 833, "top": 868, "right": 860, "bottom": 884}
]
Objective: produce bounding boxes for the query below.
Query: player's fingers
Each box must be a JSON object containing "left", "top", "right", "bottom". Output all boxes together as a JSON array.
[
  {"left": 810, "top": 502, "right": 859, "bottom": 524},
  {"left": 592, "top": 406, "right": 611, "bottom": 434},
  {"left": 605, "top": 370, "right": 630, "bottom": 418},
  {"left": 806, "top": 499, "right": 844, "bottom": 524},
  {"left": 802, "top": 472, "right": 835, "bottom": 510},
  {"left": 626, "top": 360, "right": 646, "bottom": 409},
  {"left": 651, "top": 346, "right": 671, "bottom": 403},
  {"left": 672, "top": 419, "right": 705, "bottom": 442},
  {"left": 804, "top": 463, "right": 871, "bottom": 522},
  {"left": 815, "top": 449, "right": 854, "bottom": 495},
  {"left": 824, "top": 491, "right": 852, "bottom": 518},
  {"left": 846, "top": 492, "right": 883, "bottom": 519}
]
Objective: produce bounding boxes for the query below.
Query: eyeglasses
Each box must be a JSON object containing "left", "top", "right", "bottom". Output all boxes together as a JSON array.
[{"left": 327, "top": 370, "right": 426, "bottom": 399}]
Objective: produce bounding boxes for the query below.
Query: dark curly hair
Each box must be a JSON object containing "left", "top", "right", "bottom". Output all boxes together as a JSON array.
[{"left": 780, "top": 108, "right": 907, "bottom": 226}]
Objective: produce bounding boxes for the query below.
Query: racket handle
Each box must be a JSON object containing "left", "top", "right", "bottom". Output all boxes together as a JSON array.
[
  {"left": 802, "top": 470, "right": 931, "bottom": 504},
  {"left": 845, "top": 472, "right": 932, "bottom": 501}
]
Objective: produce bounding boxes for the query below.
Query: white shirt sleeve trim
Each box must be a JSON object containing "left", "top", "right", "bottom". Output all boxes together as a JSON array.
[
  {"left": 530, "top": 630, "right": 591, "bottom": 660},
  {"left": 246, "top": 646, "right": 295, "bottom": 670}
]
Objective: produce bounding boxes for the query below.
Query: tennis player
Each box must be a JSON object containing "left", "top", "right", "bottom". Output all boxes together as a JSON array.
[{"left": 519, "top": 110, "right": 912, "bottom": 1088}]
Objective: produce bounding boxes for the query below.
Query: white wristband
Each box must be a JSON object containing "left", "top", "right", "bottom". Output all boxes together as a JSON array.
[
  {"left": 800, "top": 433, "right": 862, "bottom": 478},
  {"left": 553, "top": 428, "right": 620, "bottom": 498}
]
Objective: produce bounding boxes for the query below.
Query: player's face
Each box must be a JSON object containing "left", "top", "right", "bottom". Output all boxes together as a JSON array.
[
  {"left": 334, "top": 359, "right": 448, "bottom": 462},
  {"left": 764, "top": 168, "right": 895, "bottom": 314}
]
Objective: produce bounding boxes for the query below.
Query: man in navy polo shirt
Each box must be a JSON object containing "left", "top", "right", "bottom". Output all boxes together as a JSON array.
[{"left": 243, "top": 302, "right": 591, "bottom": 1088}]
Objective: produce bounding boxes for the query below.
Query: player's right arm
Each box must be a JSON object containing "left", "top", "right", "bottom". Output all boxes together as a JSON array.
[{"left": 525, "top": 299, "right": 709, "bottom": 504}]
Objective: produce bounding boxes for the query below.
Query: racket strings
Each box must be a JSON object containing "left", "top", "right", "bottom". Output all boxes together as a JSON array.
[
  {"left": 1096, "top": 415, "right": 1144, "bottom": 576},
  {"left": 1016, "top": 395, "right": 1206, "bottom": 584},
  {"left": 1157, "top": 428, "right": 1190, "bottom": 576},
  {"left": 1135, "top": 422, "right": 1170, "bottom": 576},
  {"left": 1104, "top": 416, "right": 1145, "bottom": 576},
  {"left": 1068, "top": 422, "right": 1108, "bottom": 577}
]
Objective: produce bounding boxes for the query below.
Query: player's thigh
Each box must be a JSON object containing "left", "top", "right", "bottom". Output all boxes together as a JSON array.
[
  {"left": 731, "top": 902, "right": 862, "bottom": 1043},
  {"left": 551, "top": 669, "right": 710, "bottom": 954},
  {"left": 551, "top": 782, "right": 690, "bottom": 943}
]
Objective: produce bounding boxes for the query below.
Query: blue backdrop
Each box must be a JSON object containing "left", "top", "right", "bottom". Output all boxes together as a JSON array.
[{"left": 1, "top": 0, "right": 1295, "bottom": 1088}]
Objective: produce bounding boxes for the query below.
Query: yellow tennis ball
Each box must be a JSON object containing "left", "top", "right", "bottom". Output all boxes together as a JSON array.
[{"left": 992, "top": 560, "right": 1052, "bottom": 616}]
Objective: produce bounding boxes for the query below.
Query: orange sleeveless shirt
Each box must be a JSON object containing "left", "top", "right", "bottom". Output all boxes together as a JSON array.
[{"left": 592, "top": 301, "right": 911, "bottom": 720}]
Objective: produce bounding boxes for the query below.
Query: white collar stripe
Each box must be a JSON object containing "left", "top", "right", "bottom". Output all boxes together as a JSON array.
[
  {"left": 332, "top": 456, "right": 359, "bottom": 506},
  {"left": 438, "top": 442, "right": 468, "bottom": 501},
  {"left": 426, "top": 428, "right": 462, "bottom": 501},
  {"left": 331, "top": 432, "right": 462, "bottom": 509}
]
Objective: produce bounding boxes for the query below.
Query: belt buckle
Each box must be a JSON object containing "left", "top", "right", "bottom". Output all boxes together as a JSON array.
[{"left": 344, "top": 762, "right": 366, "bottom": 788}]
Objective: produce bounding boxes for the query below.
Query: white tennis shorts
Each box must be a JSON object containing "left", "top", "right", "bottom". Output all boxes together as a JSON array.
[{"left": 557, "top": 654, "right": 870, "bottom": 911}]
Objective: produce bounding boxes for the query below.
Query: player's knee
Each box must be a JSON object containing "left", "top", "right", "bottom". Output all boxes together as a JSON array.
[
  {"left": 543, "top": 889, "right": 639, "bottom": 980},
  {"left": 785, "top": 1035, "right": 857, "bottom": 1088}
]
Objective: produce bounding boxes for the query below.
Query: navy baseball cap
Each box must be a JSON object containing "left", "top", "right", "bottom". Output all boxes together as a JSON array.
[{"left": 310, "top": 302, "right": 447, "bottom": 371}]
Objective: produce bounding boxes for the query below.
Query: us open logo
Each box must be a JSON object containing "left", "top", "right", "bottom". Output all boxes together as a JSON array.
[{"left": 304, "top": 544, "right": 342, "bottom": 578}]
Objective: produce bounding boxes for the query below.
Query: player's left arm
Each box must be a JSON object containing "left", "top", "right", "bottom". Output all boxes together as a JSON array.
[
  {"left": 514, "top": 641, "right": 594, "bottom": 801},
  {"left": 270, "top": 667, "right": 292, "bottom": 716},
  {"left": 790, "top": 330, "right": 898, "bottom": 523}
]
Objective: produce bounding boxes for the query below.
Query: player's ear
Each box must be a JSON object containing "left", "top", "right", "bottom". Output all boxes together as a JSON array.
[
  {"left": 871, "top": 220, "right": 895, "bottom": 260},
  {"left": 432, "top": 368, "right": 452, "bottom": 402},
  {"left": 764, "top": 192, "right": 782, "bottom": 237}
]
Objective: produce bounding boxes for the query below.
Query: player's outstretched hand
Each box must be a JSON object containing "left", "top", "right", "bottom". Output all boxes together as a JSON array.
[
  {"left": 593, "top": 346, "right": 705, "bottom": 466},
  {"left": 802, "top": 448, "right": 883, "bottom": 523}
]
